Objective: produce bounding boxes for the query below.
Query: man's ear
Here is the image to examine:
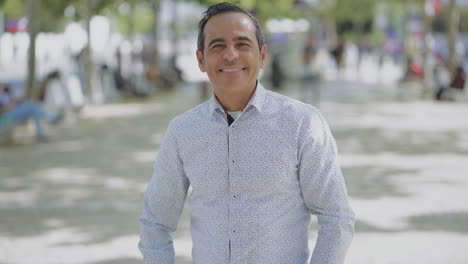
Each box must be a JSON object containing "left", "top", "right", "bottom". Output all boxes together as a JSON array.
[
  {"left": 260, "top": 44, "right": 268, "bottom": 69},
  {"left": 196, "top": 50, "right": 206, "bottom": 72}
]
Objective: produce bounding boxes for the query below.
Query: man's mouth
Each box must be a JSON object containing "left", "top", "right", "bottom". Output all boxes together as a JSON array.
[{"left": 220, "top": 68, "right": 245, "bottom": 72}]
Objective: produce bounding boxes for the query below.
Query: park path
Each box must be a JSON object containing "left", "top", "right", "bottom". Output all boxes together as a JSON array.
[{"left": 1, "top": 80, "right": 468, "bottom": 263}]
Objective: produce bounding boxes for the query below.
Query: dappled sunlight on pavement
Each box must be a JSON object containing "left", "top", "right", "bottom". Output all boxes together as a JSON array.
[
  {"left": 1, "top": 232, "right": 141, "bottom": 264},
  {"left": 310, "top": 82, "right": 468, "bottom": 263},
  {"left": 1, "top": 81, "right": 468, "bottom": 263},
  {"left": 80, "top": 102, "right": 167, "bottom": 120},
  {"left": 0, "top": 86, "right": 200, "bottom": 263}
]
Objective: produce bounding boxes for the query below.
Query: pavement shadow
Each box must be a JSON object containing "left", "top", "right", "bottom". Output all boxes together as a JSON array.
[
  {"left": 405, "top": 211, "right": 468, "bottom": 233},
  {"left": 334, "top": 127, "right": 467, "bottom": 155},
  {"left": 291, "top": 80, "right": 412, "bottom": 106},
  {"left": 354, "top": 219, "right": 399, "bottom": 233},
  {"left": 342, "top": 166, "right": 414, "bottom": 199},
  {"left": 90, "top": 257, "right": 141, "bottom": 264},
  {"left": 88, "top": 256, "right": 195, "bottom": 264},
  {"left": 175, "top": 256, "right": 193, "bottom": 264},
  {"left": 0, "top": 91, "right": 200, "bottom": 245},
  {"left": 353, "top": 211, "right": 468, "bottom": 234},
  {"left": 1, "top": 206, "right": 140, "bottom": 242}
]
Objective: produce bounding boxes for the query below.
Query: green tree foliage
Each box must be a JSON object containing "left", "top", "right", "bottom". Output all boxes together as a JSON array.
[
  {"left": 0, "top": 0, "right": 25, "bottom": 19},
  {"left": 315, "top": 0, "right": 376, "bottom": 23},
  {"left": 0, "top": 0, "right": 75, "bottom": 32},
  {"left": 0, "top": 0, "right": 126, "bottom": 32},
  {"left": 196, "top": 0, "right": 296, "bottom": 25},
  {"left": 103, "top": 2, "right": 155, "bottom": 36}
]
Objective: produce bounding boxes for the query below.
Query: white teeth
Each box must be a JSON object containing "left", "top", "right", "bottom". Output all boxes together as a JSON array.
[{"left": 222, "top": 69, "right": 242, "bottom": 72}]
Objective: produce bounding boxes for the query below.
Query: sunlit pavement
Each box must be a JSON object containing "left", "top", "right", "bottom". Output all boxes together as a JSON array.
[{"left": 1, "top": 79, "right": 468, "bottom": 264}]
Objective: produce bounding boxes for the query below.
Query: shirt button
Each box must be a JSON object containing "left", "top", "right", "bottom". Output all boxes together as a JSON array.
[
  {"left": 233, "top": 230, "right": 236, "bottom": 233},
  {"left": 232, "top": 195, "right": 236, "bottom": 198},
  {"left": 232, "top": 160, "right": 235, "bottom": 163}
]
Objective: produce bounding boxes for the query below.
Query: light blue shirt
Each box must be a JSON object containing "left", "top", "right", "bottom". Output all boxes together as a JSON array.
[{"left": 139, "top": 83, "right": 355, "bottom": 264}]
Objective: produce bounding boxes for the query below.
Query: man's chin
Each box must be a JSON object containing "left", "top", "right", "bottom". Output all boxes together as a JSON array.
[{"left": 217, "top": 83, "right": 252, "bottom": 92}]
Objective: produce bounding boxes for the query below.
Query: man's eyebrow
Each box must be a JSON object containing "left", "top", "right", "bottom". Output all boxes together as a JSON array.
[
  {"left": 207, "top": 36, "right": 253, "bottom": 47},
  {"left": 208, "top": 38, "right": 225, "bottom": 47},
  {"left": 234, "top": 36, "right": 253, "bottom": 43}
]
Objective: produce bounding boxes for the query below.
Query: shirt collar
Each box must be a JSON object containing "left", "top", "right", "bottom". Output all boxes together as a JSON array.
[
  {"left": 247, "top": 82, "right": 266, "bottom": 113},
  {"left": 209, "top": 81, "right": 267, "bottom": 116},
  {"left": 209, "top": 94, "right": 224, "bottom": 115}
]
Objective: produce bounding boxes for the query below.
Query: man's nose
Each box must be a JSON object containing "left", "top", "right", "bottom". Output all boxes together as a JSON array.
[{"left": 223, "top": 46, "right": 239, "bottom": 62}]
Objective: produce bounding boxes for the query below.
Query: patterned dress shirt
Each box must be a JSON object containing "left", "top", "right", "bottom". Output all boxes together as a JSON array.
[{"left": 139, "top": 83, "right": 355, "bottom": 264}]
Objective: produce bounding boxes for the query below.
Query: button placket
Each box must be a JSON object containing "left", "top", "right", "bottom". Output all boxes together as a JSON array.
[{"left": 228, "top": 123, "right": 240, "bottom": 244}]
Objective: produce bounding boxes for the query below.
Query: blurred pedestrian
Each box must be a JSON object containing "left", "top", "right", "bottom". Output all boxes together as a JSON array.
[
  {"left": 301, "top": 34, "right": 320, "bottom": 105},
  {"left": 450, "top": 65, "right": 466, "bottom": 91},
  {"left": 302, "top": 35, "right": 316, "bottom": 67},
  {"left": 433, "top": 56, "right": 449, "bottom": 96},
  {"left": 0, "top": 82, "right": 63, "bottom": 142},
  {"left": 330, "top": 40, "right": 344, "bottom": 70},
  {"left": 302, "top": 34, "right": 319, "bottom": 81},
  {"left": 435, "top": 64, "right": 466, "bottom": 101},
  {"left": 139, "top": 2, "right": 355, "bottom": 264},
  {"left": 271, "top": 53, "right": 284, "bottom": 89}
]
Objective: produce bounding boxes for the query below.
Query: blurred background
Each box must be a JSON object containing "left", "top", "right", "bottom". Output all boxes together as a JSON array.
[{"left": 0, "top": 0, "right": 467, "bottom": 263}]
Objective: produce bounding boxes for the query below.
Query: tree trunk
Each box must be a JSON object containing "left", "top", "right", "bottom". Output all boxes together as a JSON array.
[
  {"left": 447, "top": 0, "right": 459, "bottom": 74},
  {"left": 421, "top": 0, "right": 432, "bottom": 90},
  {"left": 147, "top": 0, "right": 160, "bottom": 91},
  {"left": 26, "top": 0, "right": 39, "bottom": 99},
  {"left": 0, "top": 10, "right": 4, "bottom": 36},
  {"left": 128, "top": 0, "right": 136, "bottom": 42},
  {"left": 402, "top": 0, "right": 412, "bottom": 79},
  {"left": 152, "top": 0, "right": 160, "bottom": 66},
  {"left": 128, "top": 0, "right": 136, "bottom": 82},
  {"left": 171, "top": 0, "right": 179, "bottom": 58},
  {"left": 324, "top": 16, "right": 338, "bottom": 47},
  {"left": 85, "top": 0, "right": 95, "bottom": 103}
]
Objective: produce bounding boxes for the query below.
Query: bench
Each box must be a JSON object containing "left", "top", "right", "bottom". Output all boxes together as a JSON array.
[
  {"left": 440, "top": 88, "right": 467, "bottom": 101},
  {"left": 0, "top": 123, "right": 16, "bottom": 144},
  {"left": 0, "top": 117, "right": 27, "bottom": 144}
]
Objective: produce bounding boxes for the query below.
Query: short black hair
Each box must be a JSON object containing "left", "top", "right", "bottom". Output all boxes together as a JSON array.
[{"left": 197, "top": 2, "right": 264, "bottom": 53}]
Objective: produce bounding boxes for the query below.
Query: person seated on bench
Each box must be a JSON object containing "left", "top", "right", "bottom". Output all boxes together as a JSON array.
[
  {"left": 0, "top": 83, "right": 63, "bottom": 142},
  {"left": 435, "top": 64, "right": 466, "bottom": 101}
]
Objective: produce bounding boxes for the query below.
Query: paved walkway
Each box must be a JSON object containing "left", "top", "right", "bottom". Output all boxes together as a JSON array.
[{"left": 1, "top": 80, "right": 468, "bottom": 263}]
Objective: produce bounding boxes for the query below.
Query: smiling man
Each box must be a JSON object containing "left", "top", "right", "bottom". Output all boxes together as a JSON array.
[
  {"left": 195, "top": 9, "right": 266, "bottom": 112},
  {"left": 139, "top": 2, "right": 355, "bottom": 264}
]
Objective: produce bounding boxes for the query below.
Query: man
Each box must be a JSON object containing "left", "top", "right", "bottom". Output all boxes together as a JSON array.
[{"left": 139, "top": 2, "right": 355, "bottom": 263}]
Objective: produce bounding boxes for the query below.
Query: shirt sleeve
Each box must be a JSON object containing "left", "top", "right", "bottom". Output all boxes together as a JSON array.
[
  {"left": 139, "top": 121, "right": 190, "bottom": 264},
  {"left": 297, "top": 109, "right": 355, "bottom": 264}
]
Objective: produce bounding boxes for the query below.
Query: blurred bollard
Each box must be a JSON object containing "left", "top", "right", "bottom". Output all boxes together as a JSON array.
[
  {"left": 199, "top": 81, "right": 210, "bottom": 101},
  {"left": 66, "top": 75, "right": 85, "bottom": 111},
  {"left": 300, "top": 71, "right": 321, "bottom": 108},
  {"left": 100, "top": 64, "right": 120, "bottom": 103}
]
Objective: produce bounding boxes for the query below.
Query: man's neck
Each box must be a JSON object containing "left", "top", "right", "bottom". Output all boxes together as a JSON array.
[{"left": 214, "top": 84, "right": 257, "bottom": 112}]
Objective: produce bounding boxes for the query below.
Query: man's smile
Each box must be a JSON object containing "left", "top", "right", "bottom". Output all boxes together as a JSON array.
[{"left": 219, "top": 67, "right": 246, "bottom": 72}]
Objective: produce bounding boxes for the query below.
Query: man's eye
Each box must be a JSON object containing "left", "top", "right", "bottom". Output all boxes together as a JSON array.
[{"left": 238, "top": 43, "right": 249, "bottom": 47}]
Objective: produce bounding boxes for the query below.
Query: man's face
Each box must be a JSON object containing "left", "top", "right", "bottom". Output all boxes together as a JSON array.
[{"left": 196, "top": 12, "right": 267, "bottom": 96}]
